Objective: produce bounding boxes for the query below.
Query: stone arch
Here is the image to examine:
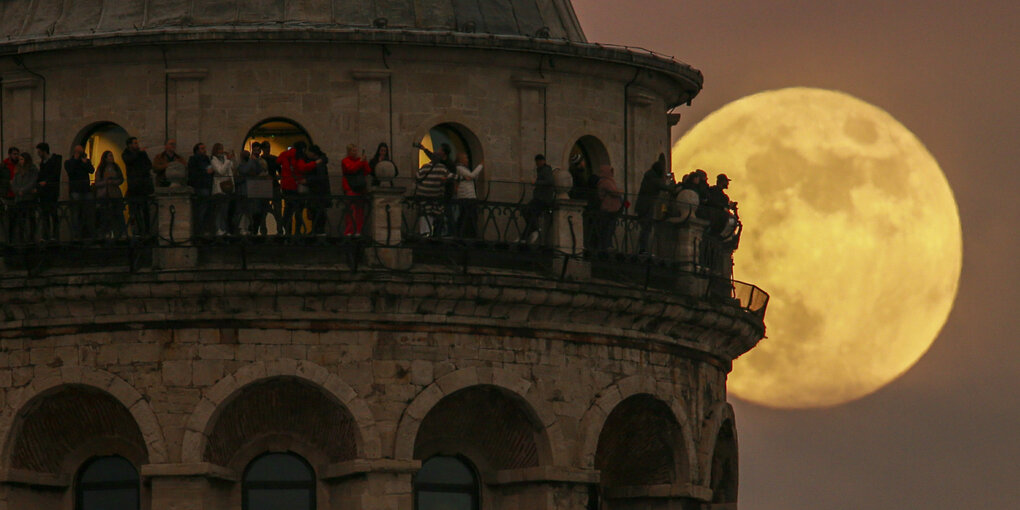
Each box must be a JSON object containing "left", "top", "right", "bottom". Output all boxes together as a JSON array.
[
  {"left": 0, "top": 367, "right": 168, "bottom": 471},
  {"left": 577, "top": 375, "right": 698, "bottom": 481},
  {"left": 393, "top": 367, "right": 564, "bottom": 467},
  {"left": 240, "top": 116, "right": 314, "bottom": 157},
  {"left": 407, "top": 114, "right": 485, "bottom": 171},
  {"left": 700, "top": 402, "right": 738, "bottom": 504},
  {"left": 181, "top": 359, "right": 380, "bottom": 465},
  {"left": 70, "top": 119, "right": 138, "bottom": 157},
  {"left": 563, "top": 133, "right": 612, "bottom": 175}
]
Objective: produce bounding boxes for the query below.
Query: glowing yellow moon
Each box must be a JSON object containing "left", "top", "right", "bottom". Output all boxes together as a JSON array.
[{"left": 672, "top": 88, "right": 962, "bottom": 408}]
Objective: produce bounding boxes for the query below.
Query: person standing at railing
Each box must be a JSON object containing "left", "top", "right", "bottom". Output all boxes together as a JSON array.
[
  {"left": 236, "top": 147, "right": 266, "bottom": 235},
  {"left": 368, "top": 142, "right": 398, "bottom": 186},
  {"left": 94, "top": 151, "right": 126, "bottom": 240},
  {"left": 187, "top": 143, "right": 214, "bottom": 236},
  {"left": 2, "top": 147, "right": 19, "bottom": 200},
  {"left": 705, "top": 174, "right": 737, "bottom": 235},
  {"left": 454, "top": 153, "right": 484, "bottom": 238},
  {"left": 636, "top": 154, "right": 675, "bottom": 255},
  {"left": 9, "top": 152, "right": 39, "bottom": 244},
  {"left": 520, "top": 154, "right": 555, "bottom": 244},
  {"left": 341, "top": 144, "right": 370, "bottom": 236},
  {"left": 65, "top": 145, "right": 96, "bottom": 240},
  {"left": 277, "top": 142, "right": 318, "bottom": 236},
  {"left": 209, "top": 143, "right": 236, "bottom": 236},
  {"left": 260, "top": 141, "right": 282, "bottom": 223},
  {"left": 595, "top": 164, "right": 624, "bottom": 252},
  {"left": 123, "top": 137, "right": 154, "bottom": 238},
  {"left": 35, "top": 143, "right": 62, "bottom": 241},
  {"left": 151, "top": 139, "right": 186, "bottom": 188},
  {"left": 306, "top": 145, "right": 332, "bottom": 236},
  {"left": 412, "top": 145, "right": 451, "bottom": 238}
]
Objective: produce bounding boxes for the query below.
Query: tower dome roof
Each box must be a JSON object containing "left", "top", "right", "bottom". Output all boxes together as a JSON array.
[{"left": 0, "top": 0, "right": 587, "bottom": 44}]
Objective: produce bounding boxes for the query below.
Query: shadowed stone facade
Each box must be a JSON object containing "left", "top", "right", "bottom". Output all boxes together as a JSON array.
[{"left": 0, "top": 1, "right": 757, "bottom": 509}]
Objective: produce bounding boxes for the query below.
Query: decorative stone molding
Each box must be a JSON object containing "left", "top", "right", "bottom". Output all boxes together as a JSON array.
[
  {"left": 351, "top": 69, "right": 392, "bottom": 81},
  {"left": 141, "top": 462, "right": 238, "bottom": 482},
  {"left": 321, "top": 458, "right": 421, "bottom": 481}
]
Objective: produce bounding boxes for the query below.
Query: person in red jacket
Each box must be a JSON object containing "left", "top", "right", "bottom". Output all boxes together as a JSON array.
[
  {"left": 276, "top": 142, "right": 318, "bottom": 235},
  {"left": 340, "top": 143, "right": 371, "bottom": 236},
  {"left": 3, "top": 147, "right": 19, "bottom": 199}
]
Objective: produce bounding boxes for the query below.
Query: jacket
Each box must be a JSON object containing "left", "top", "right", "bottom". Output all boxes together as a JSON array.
[
  {"left": 187, "top": 154, "right": 213, "bottom": 192},
  {"left": 94, "top": 163, "right": 124, "bottom": 199},
  {"left": 36, "top": 154, "right": 62, "bottom": 202},
  {"left": 533, "top": 164, "right": 555, "bottom": 204},
  {"left": 635, "top": 166, "right": 672, "bottom": 218},
  {"left": 210, "top": 155, "right": 234, "bottom": 195},
  {"left": 277, "top": 148, "right": 317, "bottom": 192},
  {"left": 340, "top": 156, "right": 370, "bottom": 195},
  {"left": 307, "top": 156, "right": 331, "bottom": 196},
  {"left": 122, "top": 148, "right": 154, "bottom": 196},
  {"left": 597, "top": 167, "right": 623, "bottom": 213},
  {"left": 65, "top": 156, "right": 96, "bottom": 195},
  {"left": 12, "top": 165, "right": 39, "bottom": 204}
]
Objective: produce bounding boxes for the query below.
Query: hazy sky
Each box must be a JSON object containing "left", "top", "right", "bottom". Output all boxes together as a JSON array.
[{"left": 573, "top": 1, "right": 1019, "bottom": 508}]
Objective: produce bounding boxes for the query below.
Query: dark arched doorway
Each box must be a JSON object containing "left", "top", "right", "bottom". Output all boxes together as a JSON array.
[
  {"left": 74, "top": 122, "right": 130, "bottom": 192},
  {"left": 242, "top": 118, "right": 313, "bottom": 157}
]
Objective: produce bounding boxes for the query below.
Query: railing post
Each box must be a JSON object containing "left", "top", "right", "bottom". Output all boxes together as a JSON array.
[
  {"left": 369, "top": 186, "right": 411, "bottom": 268},
  {"left": 551, "top": 198, "right": 589, "bottom": 280},
  {"left": 674, "top": 217, "right": 711, "bottom": 296},
  {"left": 153, "top": 186, "right": 197, "bottom": 270}
]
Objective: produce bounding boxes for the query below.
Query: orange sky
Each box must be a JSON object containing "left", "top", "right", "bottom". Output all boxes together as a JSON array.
[{"left": 573, "top": 1, "right": 1019, "bottom": 508}]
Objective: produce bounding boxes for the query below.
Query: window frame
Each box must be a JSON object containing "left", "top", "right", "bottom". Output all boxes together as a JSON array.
[
  {"left": 413, "top": 455, "right": 480, "bottom": 510},
  {"left": 241, "top": 451, "right": 317, "bottom": 510},
  {"left": 75, "top": 455, "right": 140, "bottom": 510}
]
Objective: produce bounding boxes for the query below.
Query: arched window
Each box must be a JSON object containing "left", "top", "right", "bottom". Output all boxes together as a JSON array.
[
  {"left": 76, "top": 456, "right": 140, "bottom": 510},
  {"left": 243, "top": 118, "right": 313, "bottom": 157},
  {"left": 75, "top": 122, "right": 130, "bottom": 190},
  {"left": 242, "top": 452, "right": 316, "bottom": 510},
  {"left": 416, "top": 123, "right": 483, "bottom": 170},
  {"left": 414, "top": 456, "right": 479, "bottom": 510},
  {"left": 569, "top": 135, "right": 611, "bottom": 186}
]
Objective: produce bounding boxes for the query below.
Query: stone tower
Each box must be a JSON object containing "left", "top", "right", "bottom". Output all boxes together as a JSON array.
[{"left": 0, "top": 1, "right": 766, "bottom": 509}]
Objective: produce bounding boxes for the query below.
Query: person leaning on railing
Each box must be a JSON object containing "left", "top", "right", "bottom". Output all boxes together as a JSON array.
[
  {"left": 187, "top": 143, "right": 214, "bottom": 236},
  {"left": 635, "top": 153, "right": 676, "bottom": 255},
  {"left": 209, "top": 143, "right": 236, "bottom": 236},
  {"left": 520, "top": 154, "right": 555, "bottom": 244},
  {"left": 306, "top": 145, "right": 332, "bottom": 236},
  {"left": 65, "top": 145, "right": 96, "bottom": 240},
  {"left": 94, "top": 151, "right": 126, "bottom": 240},
  {"left": 9, "top": 152, "right": 39, "bottom": 244},
  {"left": 340, "top": 144, "right": 370, "bottom": 236},
  {"left": 123, "top": 137, "right": 154, "bottom": 238},
  {"left": 34, "top": 143, "right": 62, "bottom": 241},
  {"left": 594, "top": 164, "right": 623, "bottom": 252},
  {"left": 412, "top": 143, "right": 452, "bottom": 237},
  {"left": 453, "top": 152, "right": 483, "bottom": 238}
]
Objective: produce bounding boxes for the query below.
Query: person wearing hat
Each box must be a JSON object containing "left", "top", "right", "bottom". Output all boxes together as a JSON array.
[{"left": 706, "top": 173, "right": 736, "bottom": 234}]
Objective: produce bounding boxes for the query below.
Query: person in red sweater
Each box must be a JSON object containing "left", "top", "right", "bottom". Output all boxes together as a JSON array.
[
  {"left": 3, "top": 147, "right": 20, "bottom": 199},
  {"left": 276, "top": 142, "right": 318, "bottom": 235},
  {"left": 340, "top": 143, "right": 371, "bottom": 236}
]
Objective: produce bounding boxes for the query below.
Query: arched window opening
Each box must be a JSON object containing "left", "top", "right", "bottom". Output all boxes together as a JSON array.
[
  {"left": 76, "top": 456, "right": 140, "bottom": 510},
  {"left": 414, "top": 455, "right": 479, "bottom": 510},
  {"left": 595, "top": 394, "right": 685, "bottom": 488},
  {"left": 75, "top": 122, "right": 130, "bottom": 192},
  {"left": 243, "top": 118, "right": 313, "bottom": 157},
  {"left": 710, "top": 421, "right": 738, "bottom": 505},
  {"left": 568, "top": 135, "right": 611, "bottom": 191},
  {"left": 242, "top": 452, "right": 316, "bottom": 510}
]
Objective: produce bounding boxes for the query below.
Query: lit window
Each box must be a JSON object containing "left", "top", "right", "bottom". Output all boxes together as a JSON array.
[
  {"left": 414, "top": 456, "right": 479, "bottom": 510},
  {"left": 76, "top": 456, "right": 139, "bottom": 510},
  {"left": 242, "top": 452, "right": 316, "bottom": 510}
]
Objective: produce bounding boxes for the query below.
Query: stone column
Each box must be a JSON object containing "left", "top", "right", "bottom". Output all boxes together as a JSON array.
[
  {"left": 368, "top": 186, "right": 411, "bottom": 269},
  {"left": 0, "top": 75, "right": 41, "bottom": 155},
  {"left": 550, "top": 197, "right": 589, "bottom": 279},
  {"left": 144, "top": 463, "right": 235, "bottom": 510},
  {"left": 674, "top": 217, "right": 711, "bottom": 297},
  {"left": 153, "top": 186, "right": 198, "bottom": 270},
  {"left": 513, "top": 76, "right": 550, "bottom": 182},
  {"left": 352, "top": 70, "right": 392, "bottom": 151},
  {"left": 166, "top": 69, "right": 208, "bottom": 151}
]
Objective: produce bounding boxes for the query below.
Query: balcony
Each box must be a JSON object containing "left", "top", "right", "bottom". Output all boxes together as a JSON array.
[{"left": 0, "top": 182, "right": 768, "bottom": 319}]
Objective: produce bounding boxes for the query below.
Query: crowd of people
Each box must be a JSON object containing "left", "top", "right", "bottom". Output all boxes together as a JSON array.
[{"left": 2, "top": 136, "right": 736, "bottom": 253}]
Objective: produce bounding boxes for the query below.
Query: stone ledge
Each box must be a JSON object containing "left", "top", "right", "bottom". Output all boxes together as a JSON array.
[
  {"left": 321, "top": 459, "right": 421, "bottom": 481},
  {"left": 492, "top": 466, "right": 599, "bottom": 485},
  {"left": 0, "top": 468, "right": 70, "bottom": 487},
  {"left": 141, "top": 462, "right": 238, "bottom": 482},
  {"left": 603, "top": 483, "right": 713, "bottom": 501}
]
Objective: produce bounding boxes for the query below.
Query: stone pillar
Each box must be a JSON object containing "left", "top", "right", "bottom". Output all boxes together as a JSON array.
[
  {"left": 352, "top": 70, "right": 392, "bottom": 151},
  {"left": 513, "top": 76, "right": 549, "bottom": 182},
  {"left": 153, "top": 186, "right": 197, "bottom": 270},
  {"left": 369, "top": 186, "right": 411, "bottom": 269},
  {"left": 1, "top": 75, "right": 41, "bottom": 154},
  {"left": 494, "top": 467, "right": 599, "bottom": 510},
  {"left": 145, "top": 463, "right": 235, "bottom": 510},
  {"left": 550, "top": 198, "right": 590, "bottom": 279},
  {"left": 323, "top": 459, "right": 417, "bottom": 510},
  {"left": 166, "top": 69, "right": 208, "bottom": 151},
  {"left": 673, "top": 217, "right": 710, "bottom": 297}
]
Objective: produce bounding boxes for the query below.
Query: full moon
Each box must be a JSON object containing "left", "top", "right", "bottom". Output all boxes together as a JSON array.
[{"left": 672, "top": 88, "right": 962, "bottom": 408}]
